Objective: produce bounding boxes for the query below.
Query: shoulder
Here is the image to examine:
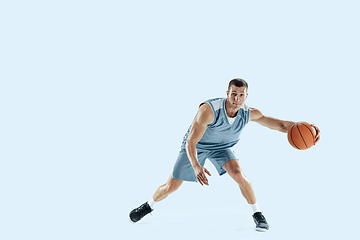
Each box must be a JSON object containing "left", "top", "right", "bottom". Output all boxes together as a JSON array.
[
  {"left": 201, "top": 98, "right": 224, "bottom": 112},
  {"left": 196, "top": 102, "right": 214, "bottom": 125},
  {"left": 198, "top": 103, "right": 214, "bottom": 123},
  {"left": 249, "top": 107, "right": 264, "bottom": 121}
]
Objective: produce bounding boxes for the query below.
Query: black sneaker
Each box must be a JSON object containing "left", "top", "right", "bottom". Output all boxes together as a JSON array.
[
  {"left": 252, "top": 212, "right": 269, "bottom": 232},
  {"left": 129, "top": 202, "right": 153, "bottom": 223}
]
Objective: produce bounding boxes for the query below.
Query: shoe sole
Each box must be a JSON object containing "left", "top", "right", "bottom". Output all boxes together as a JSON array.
[
  {"left": 255, "top": 227, "right": 268, "bottom": 232},
  {"left": 128, "top": 211, "right": 153, "bottom": 224}
]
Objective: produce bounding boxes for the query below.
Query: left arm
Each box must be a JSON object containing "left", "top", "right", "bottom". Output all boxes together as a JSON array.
[
  {"left": 250, "top": 108, "right": 295, "bottom": 133},
  {"left": 250, "top": 108, "right": 321, "bottom": 144}
]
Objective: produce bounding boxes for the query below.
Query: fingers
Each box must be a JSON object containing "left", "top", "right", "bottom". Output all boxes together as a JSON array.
[
  {"left": 198, "top": 174, "right": 209, "bottom": 186},
  {"left": 197, "top": 177, "right": 204, "bottom": 186},
  {"left": 311, "top": 124, "right": 321, "bottom": 145},
  {"left": 312, "top": 124, "right": 320, "bottom": 133},
  {"left": 314, "top": 136, "right": 320, "bottom": 145},
  {"left": 204, "top": 168, "right": 212, "bottom": 176},
  {"left": 197, "top": 169, "right": 210, "bottom": 186}
]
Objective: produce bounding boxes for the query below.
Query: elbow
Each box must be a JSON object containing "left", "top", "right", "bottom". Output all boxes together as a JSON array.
[
  {"left": 280, "top": 121, "right": 295, "bottom": 133},
  {"left": 185, "top": 141, "right": 189, "bottom": 150},
  {"left": 185, "top": 140, "right": 191, "bottom": 150},
  {"left": 279, "top": 123, "right": 288, "bottom": 133},
  {"left": 185, "top": 139, "right": 196, "bottom": 150}
]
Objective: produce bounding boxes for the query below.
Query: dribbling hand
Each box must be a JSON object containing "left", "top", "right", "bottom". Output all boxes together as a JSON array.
[{"left": 311, "top": 124, "right": 321, "bottom": 145}]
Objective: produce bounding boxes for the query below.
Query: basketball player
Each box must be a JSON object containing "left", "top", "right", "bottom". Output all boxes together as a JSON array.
[{"left": 129, "top": 78, "right": 320, "bottom": 231}]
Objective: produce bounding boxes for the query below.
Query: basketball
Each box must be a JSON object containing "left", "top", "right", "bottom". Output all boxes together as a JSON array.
[{"left": 287, "top": 122, "right": 316, "bottom": 150}]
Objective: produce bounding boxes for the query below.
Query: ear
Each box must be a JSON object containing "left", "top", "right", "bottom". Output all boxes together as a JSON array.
[{"left": 226, "top": 90, "right": 229, "bottom": 96}]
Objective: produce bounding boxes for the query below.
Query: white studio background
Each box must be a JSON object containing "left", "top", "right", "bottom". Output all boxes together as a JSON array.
[{"left": 1, "top": 1, "right": 359, "bottom": 240}]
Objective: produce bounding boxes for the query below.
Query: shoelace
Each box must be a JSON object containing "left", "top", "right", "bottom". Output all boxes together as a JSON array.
[
  {"left": 136, "top": 204, "right": 147, "bottom": 212},
  {"left": 136, "top": 203, "right": 151, "bottom": 214},
  {"left": 255, "top": 213, "right": 266, "bottom": 222}
]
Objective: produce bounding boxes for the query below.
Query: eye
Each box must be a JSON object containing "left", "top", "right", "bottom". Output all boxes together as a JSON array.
[{"left": 232, "top": 93, "right": 237, "bottom": 96}]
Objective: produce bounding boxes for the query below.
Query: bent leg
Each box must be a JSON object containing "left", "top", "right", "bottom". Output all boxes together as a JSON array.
[
  {"left": 129, "top": 175, "right": 182, "bottom": 223},
  {"left": 153, "top": 174, "right": 183, "bottom": 202},
  {"left": 222, "top": 159, "right": 257, "bottom": 204}
]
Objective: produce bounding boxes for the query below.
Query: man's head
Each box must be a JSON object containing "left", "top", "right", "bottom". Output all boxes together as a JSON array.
[
  {"left": 228, "top": 78, "right": 248, "bottom": 92},
  {"left": 226, "top": 78, "right": 248, "bottom": 107}
]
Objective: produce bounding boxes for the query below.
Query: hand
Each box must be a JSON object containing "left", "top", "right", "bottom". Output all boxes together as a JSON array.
[
  {"left": 193, "top": 164, "right": 211, "bottom": 186},
  {"left": 311, "top": 124, "right": 321, "bottom": 145}
]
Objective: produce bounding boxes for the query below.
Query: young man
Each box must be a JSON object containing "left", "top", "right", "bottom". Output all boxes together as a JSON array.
[{"left": 129, "top": 78, "right": 320, "bottom": 231}]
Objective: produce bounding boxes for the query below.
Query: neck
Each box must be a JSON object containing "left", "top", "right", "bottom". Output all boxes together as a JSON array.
[{"left": 225, "top": 99, "right": 242, "bottom": 118}]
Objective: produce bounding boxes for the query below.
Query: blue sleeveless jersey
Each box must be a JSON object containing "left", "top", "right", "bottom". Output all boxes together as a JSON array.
[{"left": 181, "top": 98, "right": 250, "bottom": 150}]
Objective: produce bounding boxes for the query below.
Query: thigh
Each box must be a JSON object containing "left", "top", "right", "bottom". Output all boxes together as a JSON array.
[
  {"left": 207, "top": 148, "right": 238, "bottom": 176},
  {"left": 172, "top": 149, "right": 208, "bottom": 182}
]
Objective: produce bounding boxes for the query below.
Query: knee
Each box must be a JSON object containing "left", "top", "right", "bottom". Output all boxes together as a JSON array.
[
  {"left": 164, "top": 179, "right": 181, "bottom": 194},
  {"left": 233, "top": 171, "right": 251, "bottom": 186}
]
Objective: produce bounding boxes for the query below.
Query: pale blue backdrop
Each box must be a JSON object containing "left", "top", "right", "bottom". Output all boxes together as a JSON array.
[{"left": 1, "top": 1, "right": 359, "bottom": 240}]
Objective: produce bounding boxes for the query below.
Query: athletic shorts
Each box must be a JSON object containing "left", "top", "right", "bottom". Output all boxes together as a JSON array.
[{"left": 172, "top": 148, "right": 238, "bottom": 182}]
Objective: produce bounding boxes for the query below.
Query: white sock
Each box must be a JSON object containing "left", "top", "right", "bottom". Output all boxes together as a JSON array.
[
  {"left": 148, "top": 198, "right": 157, "bottom": 210},
  {"left": 250, "top": 202, "right": 261, "bottom": 214}
]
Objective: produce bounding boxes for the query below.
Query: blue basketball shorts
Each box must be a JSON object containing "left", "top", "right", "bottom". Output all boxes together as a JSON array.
[{"left": 172, "top": 148, "right": 238, "bottom": 182}]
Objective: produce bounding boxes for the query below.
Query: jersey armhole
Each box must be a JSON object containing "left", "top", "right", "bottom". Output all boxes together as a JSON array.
[
  {"left": 244, "top": 104, "right": 250, "bottom": 124},
  {"left": 199, "top": 102, "right": 216, "bottom": 126}
]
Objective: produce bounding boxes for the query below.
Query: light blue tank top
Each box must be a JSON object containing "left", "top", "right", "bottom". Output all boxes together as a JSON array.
[{"left": 181, "top": 98, "right": 250, "bottom": 150}]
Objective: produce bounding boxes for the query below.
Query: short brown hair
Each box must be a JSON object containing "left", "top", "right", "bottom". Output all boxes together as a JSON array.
[{"left": 228, "top": 78, "right": 248, "bottom": 92}]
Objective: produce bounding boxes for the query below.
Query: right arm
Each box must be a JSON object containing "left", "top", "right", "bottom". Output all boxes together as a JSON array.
[{"left": 185, "top": 103, "right": 214, "bottom": 185}]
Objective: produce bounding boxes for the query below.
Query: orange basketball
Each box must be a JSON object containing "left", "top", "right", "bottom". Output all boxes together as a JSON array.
[{"left": 287, "top": 122, "right": 316, "bottom": 150}]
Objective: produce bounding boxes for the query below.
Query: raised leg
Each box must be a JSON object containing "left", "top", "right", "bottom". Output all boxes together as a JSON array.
[
  {"left": 153, "top": 174, "right": 183, "bottom": 202},
  {"left": 129, "top": 174, "right": 183, "bottom": 223}
]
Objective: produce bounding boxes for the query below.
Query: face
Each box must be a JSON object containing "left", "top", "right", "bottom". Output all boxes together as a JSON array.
[{"left": 226, "top": 85, "right": 248, "bottom": 107}]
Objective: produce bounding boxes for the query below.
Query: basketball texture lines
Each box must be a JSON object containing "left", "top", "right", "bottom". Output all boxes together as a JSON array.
[{"left": 287, "top": 122, "right": 316, "bottom": 150}]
